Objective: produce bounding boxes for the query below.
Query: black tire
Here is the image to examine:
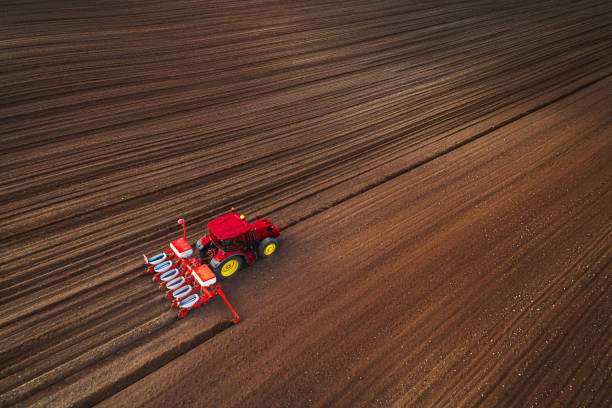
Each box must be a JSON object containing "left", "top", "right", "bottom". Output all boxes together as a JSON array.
[
  {"left": 258, "top": 237, "right": 279, "bottom": 258},
  {"left": 213, "top": 255, "right": 243, "bottom": 280}
]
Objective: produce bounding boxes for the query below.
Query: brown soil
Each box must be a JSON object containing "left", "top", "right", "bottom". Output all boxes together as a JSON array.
[{"left": 1, "top": 1, "right": 610, "bottom": 407}]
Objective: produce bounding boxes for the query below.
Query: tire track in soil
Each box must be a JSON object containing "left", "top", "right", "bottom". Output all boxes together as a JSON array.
[
  {"left": 435, "top": 226, "right": 611, "bottom": 407},
  {"left": 1, "top": 313, "right": 177, "bottom": 408},
  {"left": 430, "top": 225, "right": 612, "bottom": 406},
  {"left": 0, "top": 294, "right": 163, "bottom": 385}
]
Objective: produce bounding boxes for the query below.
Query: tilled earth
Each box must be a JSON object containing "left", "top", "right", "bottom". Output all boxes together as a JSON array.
[{"left": 1, "top": 1, "right": 611, "bottom": 407}]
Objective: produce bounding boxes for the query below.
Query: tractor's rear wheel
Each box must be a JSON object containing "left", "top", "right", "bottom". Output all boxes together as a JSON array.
[
  {"left": 215, "top": 256, "right": 243, "bottom": 279},
  {"left": 258, "top": 237, "right": 278, "bottom": 258}
]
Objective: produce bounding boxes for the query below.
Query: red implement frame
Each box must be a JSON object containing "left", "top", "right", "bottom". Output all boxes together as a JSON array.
[
  {"left": 177, "top": 284, "right": 240, "bottom": 323},
  {"left": 143, "top": 219, "right": 241, "bottom": 323}
]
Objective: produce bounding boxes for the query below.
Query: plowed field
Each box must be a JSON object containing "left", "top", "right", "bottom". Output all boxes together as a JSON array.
[{"left": 1, "top": 1, "right": 611, "bottom": 407}]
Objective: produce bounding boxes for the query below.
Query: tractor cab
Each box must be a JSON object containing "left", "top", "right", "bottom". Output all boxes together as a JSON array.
[{"left": 207, "top": 212, "right": 253, "bottom": 252}]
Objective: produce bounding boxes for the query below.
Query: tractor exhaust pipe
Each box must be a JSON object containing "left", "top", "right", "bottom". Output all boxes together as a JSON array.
[{"left": 178, "top": 218, "right": 186, "bottom": 240}]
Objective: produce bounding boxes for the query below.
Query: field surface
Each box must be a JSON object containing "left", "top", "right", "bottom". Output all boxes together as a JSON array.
[{"left": 1, "top": 1, "right": 611, "bottom": 407}]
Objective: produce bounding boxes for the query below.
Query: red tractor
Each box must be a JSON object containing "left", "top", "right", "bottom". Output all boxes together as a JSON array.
[
  {"left": 195, "top": 211, "right": 280, "bottom": 279},
  {"left": 142, "top": 211, "right": 280, "bottom": 321}
]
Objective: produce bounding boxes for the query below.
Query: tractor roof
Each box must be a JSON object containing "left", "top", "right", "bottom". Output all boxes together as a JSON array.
[{"left": 207, "top": 212, "right": 251, "bottom": 240}]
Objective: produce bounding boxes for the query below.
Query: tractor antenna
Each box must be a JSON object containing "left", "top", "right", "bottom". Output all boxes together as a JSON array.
[{"left": 177, "top": 218, "right": 186, "bottom": 240}]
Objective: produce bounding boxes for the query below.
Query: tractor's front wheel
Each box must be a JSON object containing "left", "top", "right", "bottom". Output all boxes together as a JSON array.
[
  {"left": 258, "top": 238, "right": 278, "bottom": 258},
  {"left": 215, "top": 256, "right": 243, "bottom": 279}
]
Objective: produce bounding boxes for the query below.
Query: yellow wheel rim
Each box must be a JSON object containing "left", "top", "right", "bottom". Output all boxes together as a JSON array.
[
  {"left": 221, "top": 259, "right": 239, "bottom": 277},
  {"left": 264, "top": 243, "right": 276, "bottom": 256}
]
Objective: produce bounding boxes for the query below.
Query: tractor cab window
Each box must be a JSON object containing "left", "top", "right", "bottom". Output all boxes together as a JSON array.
[
  {"left": 223, "top": 239, "right": 240, "bottom": 251},
  {"left": 226, "top": 234, "right": 250, "bottom": 251},
  {"left": 209, "top": 232, "right": 250, "bottom": 252}
]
